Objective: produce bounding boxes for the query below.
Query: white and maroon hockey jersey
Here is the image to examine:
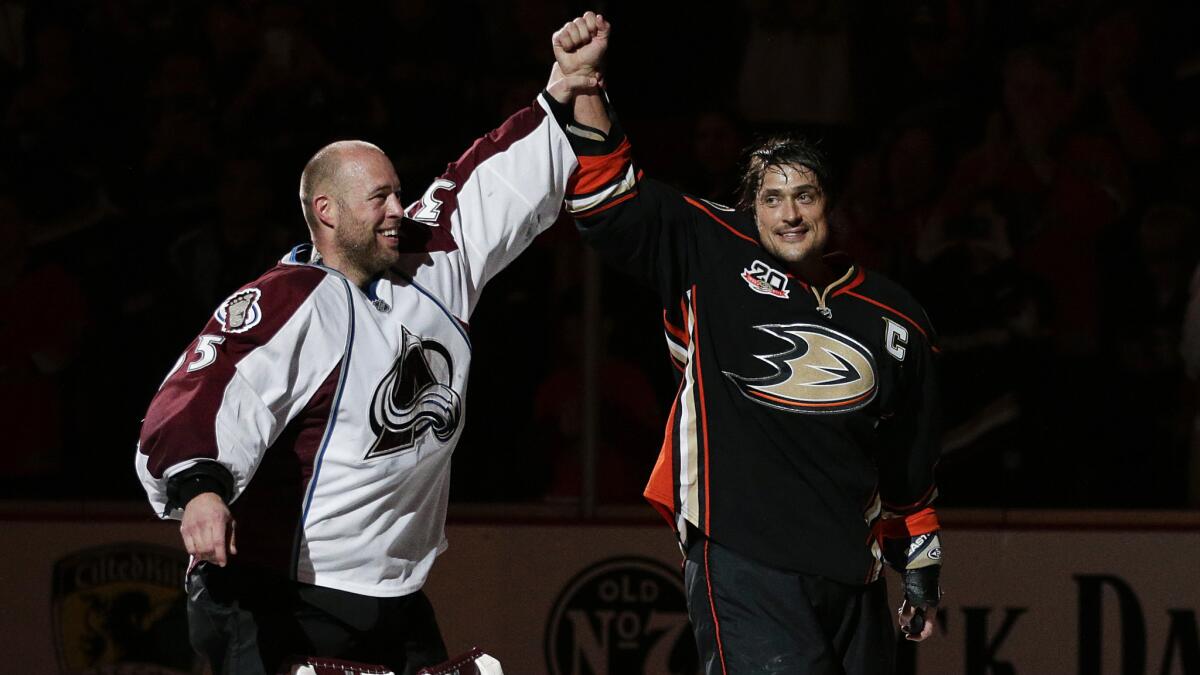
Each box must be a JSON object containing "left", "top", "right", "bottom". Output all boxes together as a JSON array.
[{"left": 136, "top": 92, "right": 577, "bottom": 597}]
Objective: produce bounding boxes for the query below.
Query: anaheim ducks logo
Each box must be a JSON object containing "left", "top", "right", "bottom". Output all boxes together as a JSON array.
[
  {"left": 364, "top": 327, "right": 461, "bottom": 461},
  {"left": 725, "top": 323, "right": 877, "bottom": 413}
]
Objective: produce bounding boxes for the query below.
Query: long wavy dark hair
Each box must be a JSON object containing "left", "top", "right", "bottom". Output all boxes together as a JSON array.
[{"left": 736, "top": 135, "right": 837, "bottom": 211}]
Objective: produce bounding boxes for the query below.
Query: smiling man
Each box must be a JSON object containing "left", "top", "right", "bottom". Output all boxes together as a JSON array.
[
  {"left": 549, "top": 21, "right": 945, "bottom": 674},
  {"left": 134, "top": 20, "right": 604, "bottom": 675},
  {"left": 753, "top": 163, "right": 830, "bottom": 277},
  {"left": 298, "top": 140, "right": 410, "bottom": 286}
]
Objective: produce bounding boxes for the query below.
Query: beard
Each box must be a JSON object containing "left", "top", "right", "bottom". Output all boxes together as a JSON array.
[{"left": 333, "top": 220, "right": 397, "bottom": 279}]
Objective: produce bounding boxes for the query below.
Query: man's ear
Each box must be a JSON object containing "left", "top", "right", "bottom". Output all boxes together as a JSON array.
[{"left": 314, "top": 194, "right": 336, "bottom": 229}]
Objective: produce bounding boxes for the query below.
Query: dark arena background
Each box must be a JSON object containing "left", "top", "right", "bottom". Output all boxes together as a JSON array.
[{"left": 1, "top": 1, "right": 1198, "bottom": 673}]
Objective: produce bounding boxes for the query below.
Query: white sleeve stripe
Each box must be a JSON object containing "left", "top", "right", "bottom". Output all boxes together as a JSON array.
[{"left": 567, "top": 164, "right": 637, "bottom": 214}]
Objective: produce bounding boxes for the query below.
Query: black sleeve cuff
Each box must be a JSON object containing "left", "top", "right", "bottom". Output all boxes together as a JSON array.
[
  {"left": 540, "top": 89, "right": 575, "bottom": 130},
  {"left": 166, "top": 462, "right": 235, "bottom": 511},
  {"left": 539, "top": 88, "right": 626, "bottom": 155}
]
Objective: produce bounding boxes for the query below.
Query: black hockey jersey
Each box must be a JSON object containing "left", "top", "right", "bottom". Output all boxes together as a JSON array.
[{"left": 553, "top": 106, "right": 942, "bottom": 585}]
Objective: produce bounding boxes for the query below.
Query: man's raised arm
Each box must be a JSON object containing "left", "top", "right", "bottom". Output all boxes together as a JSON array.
[{"left": 552, "top": 11, "right": 612, "bottom": 134}]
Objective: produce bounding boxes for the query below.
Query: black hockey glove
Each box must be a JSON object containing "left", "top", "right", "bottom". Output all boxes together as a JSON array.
[
  {"left": 882, "top": 525, "right": 943, "bottom": 634},
  {"left": 904, "top": 563, "right": 941, "bottom": 608},
  {"left": 897, "top": 529, "right": 942, "bottom": 605}
]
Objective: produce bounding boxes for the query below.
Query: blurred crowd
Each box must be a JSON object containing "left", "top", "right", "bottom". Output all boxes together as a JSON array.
[{"left": 0, "top": 0, "right": 1197, "bottom": 509}]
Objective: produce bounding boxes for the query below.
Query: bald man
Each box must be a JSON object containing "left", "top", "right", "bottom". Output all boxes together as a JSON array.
[{"left": 134, "top": 32, "right": 602, "bottom": 675}]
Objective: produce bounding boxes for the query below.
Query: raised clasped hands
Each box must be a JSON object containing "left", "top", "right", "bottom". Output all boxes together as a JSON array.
[{"left": 546, "top": 11, "right": 610, "bottom": 104}]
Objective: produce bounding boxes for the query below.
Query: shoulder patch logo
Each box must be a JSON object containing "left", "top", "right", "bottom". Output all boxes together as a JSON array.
[
  {"left": 741, "top": 260, "right": 790, "bottom": 299},
  {"left": 364, "top": 326, "right": 462, "bottom": 461},
  {"left": 215, "top": 288, "right": 262, "bottom": 333},
  {"left": 725, "top": 323, "right": 878, "bottom": 413}
]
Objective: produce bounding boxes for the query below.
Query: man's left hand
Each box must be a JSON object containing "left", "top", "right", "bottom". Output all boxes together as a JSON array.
[
  {"left": 897, "top": 563, "right": 941, "bottom": 641},
  {"left": 898, "top": 599, "right": 938, "bottom": 642}
]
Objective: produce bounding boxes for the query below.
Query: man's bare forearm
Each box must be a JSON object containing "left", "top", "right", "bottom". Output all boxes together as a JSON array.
[{"left": 573, "top": 92, "right": 611, "bottom": 135}]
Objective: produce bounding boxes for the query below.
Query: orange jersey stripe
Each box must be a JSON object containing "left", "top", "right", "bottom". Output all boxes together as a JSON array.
[
  {"left": 836, "top": 266, "right": 867, "bottom": 295},
  {"left": 646, "top": 497, "right": 676, "bottom": 530},
  {"left": 840, "top": 290, "right": 930, "bottom": 341},
  {"left": 904, "top": 507, "right": 941, "bottom": 535},
  {"left": 643, "top": 445, "right": 676, "bottom": 513},
  {"left": 568, "top": 138, "right": 633, "bottom": 195},
  {"left": 683, "top": 196, "right": 759, "bottom": 245},
  {"left": 877, "top": 507, "right": 940, "bottom": 539},
  {"left": 645, "top": 382, "right": 683, "bottom": 511},
  {"left": 704, "top": 540, "right": 730, "bottom": 675},
  {"left": 662, "top": 311, "right": 689, "bottom": 346},
  {"left": 572, "top": 189, "right": 638, "bottom": 218}
]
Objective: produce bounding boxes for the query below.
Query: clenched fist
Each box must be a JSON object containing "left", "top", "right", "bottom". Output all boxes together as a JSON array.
[{"left": 553, "top": 11, "right": 610, "bottom": 79}]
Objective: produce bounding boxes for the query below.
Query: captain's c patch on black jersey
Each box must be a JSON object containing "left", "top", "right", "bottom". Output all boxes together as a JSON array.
[{"left": 724, "top": 323, "right": 878, "bottom": 414}]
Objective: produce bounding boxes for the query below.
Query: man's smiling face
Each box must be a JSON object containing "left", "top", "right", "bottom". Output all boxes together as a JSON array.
[
  {"left": 331, "top": 147, "right": 405, "bottom": 281},
  {"left": 753, "top": 163, "right": 829, "bottom": 269}
]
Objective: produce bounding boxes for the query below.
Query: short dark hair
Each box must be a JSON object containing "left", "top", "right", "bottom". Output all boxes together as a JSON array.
[{"left": 736, "top": 135, "right": 836, "bottom": 211}]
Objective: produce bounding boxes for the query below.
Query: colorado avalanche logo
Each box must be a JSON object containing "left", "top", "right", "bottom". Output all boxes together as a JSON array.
[
  {"left": 364, "top": 327, "right": 461, "bottom": 461},
  {"left": 725, "top": 323, "right": 877, "bottom": 414}
]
